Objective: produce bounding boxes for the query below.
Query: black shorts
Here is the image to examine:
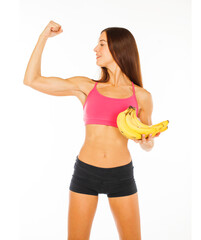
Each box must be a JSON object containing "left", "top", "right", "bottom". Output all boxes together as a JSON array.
[{"left": 69, "top": 155, "right": 137, "bottom": 198}]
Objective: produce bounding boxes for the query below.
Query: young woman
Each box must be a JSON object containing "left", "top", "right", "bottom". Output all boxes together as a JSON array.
[{"left": 24, "top": 20, "right": 160, "bottom": 240}]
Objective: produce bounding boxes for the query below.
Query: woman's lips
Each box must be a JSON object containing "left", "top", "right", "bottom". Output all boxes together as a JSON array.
[{"left": 96, "top": 56, "right": 101, "bottom": 59}]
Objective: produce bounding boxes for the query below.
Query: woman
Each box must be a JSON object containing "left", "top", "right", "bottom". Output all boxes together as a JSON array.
[{"left": 24, "top": 21, "right": 160, "bottom": 240}]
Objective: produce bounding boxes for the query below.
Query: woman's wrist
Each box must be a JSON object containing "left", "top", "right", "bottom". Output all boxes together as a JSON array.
[
  {"left": 39, "top": 33, "right": 49, "bottom": 41},
  {"left": 140, "top": 139, "right": 154, "bottom": 151}
]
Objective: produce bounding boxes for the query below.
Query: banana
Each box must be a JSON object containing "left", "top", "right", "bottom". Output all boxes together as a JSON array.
[
  {"left": 128, "top": 106, "right": 169, "bottom": 130},
  {"left": 129, "top": 109, "right": 168, "bottom": 136},
  {"left": 116, "top": 109, "right": 141, "bottom": 140},
  {"left": 158, "top": 125, "right": 168, "bottom": 133},
  {"left": 116, "top": 105, "right": 169, "bottom": 140},
  {"left": 128, "top": 107, "right": 152, "bottom": 129},
  {"left": 125, "top": 110, "right": 155, "bottom": 137},
  {"left": 129, "top": 106, "right": 168, "bottom": 129}
]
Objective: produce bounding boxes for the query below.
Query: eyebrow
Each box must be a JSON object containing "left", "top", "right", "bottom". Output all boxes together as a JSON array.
[{"left": 99, "top": 39, "right": 107, "bottom": 42}]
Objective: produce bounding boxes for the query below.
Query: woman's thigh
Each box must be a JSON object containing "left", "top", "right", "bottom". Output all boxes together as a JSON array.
[
  {"left": 108, "top": 192, "right": 141, "bottom": 240},
  {"left": 68, "top": 190, "right": 99, "bottom": 240}
]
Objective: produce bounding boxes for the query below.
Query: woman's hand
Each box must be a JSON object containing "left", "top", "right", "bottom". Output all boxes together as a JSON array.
[
  {"left": 40, "top": 20, "right": 63, "bottom": 39},
  {"left": 133, "top": 132, "right": 161, "bottom": 151},
  {"left": 133, "top": 132, "right": 161, "bottom": 144}
]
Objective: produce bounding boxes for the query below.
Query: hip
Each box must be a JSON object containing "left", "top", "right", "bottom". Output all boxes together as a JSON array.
[{"left": 73, "top": 155, "right": 134, "bottom": 182}]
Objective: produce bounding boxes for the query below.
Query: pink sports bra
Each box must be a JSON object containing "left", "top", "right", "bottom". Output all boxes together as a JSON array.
[{"left": 83, "top": 80, "right": 139, "bottom": 128}]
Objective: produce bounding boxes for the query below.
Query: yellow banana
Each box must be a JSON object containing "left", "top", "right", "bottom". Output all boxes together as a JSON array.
[
  {"left": 116, "top": 110, "right": 141, "bottom": 140},
  {"left": 125, "top": 110, "right": 155, "bottom": 136},
  {"left": 129, "top": 106, "right": 168, "bottom": 129},
  {"left": 130, "top": 109, "right": 168, "bottom": 136},
  {"left": 128, "top": 107, "right": 152, "bottom": 129},
  {"left": 129, "top": 106, "right": 169, "bottom": 130},
  {"left": 117, "top": 105, "right": 169, "bottom": 140},
  {"left": 158, "top": 125, "right": 168, "bottom": 133}
]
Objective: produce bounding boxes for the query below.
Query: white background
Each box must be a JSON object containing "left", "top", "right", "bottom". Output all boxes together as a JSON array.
[{"left": 0, "top": 0, "right": 199, "bottom": 239}]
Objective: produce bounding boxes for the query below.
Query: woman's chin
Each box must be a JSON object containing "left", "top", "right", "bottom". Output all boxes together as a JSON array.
[
  {"left": 96, "top": 63, "right": 104, "bottom": 67},
  {"left": 96, "top": 60, "right": 105, "bottom": 66}
]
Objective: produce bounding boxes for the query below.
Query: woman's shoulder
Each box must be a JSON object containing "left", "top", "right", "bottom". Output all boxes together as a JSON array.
[
  {"left": 134, "top": 85, "right": 152, "bottom": 114},
  {"left": 135, "top": 84, "right": 151, "bottom": 98}
]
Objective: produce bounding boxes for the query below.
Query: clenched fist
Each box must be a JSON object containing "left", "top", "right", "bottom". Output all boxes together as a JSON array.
[{"left": 40, "top": 20, "right": 63, "bottom": 39}]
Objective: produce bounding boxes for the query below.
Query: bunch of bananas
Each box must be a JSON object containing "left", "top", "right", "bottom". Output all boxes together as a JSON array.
[{"left": 116, "top": 106, "right": 169, "bottom": 140}]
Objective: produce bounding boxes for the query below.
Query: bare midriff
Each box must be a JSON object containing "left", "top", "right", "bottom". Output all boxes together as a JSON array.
[{"left": 78, "top": 124, "right": 133, "bottom": 168}]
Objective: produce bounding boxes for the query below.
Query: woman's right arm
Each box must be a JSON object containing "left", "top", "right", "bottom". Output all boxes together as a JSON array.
[
  {"left": 23, "top": 21, "right": 90, "bottom": 96},
  {"left": 24, "top": 75, "right": 92, "bottom": 96},
  {"left": 23, "top": 34, "right": 48, "bottom": 85}
]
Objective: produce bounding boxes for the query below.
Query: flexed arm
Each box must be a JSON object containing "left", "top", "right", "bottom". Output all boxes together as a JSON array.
[
  {"left": 23, "top": 21, "right": 91, "bottom": 97},
  {"left": 23, "top": 20, "right": 63, "bottom": 85}
]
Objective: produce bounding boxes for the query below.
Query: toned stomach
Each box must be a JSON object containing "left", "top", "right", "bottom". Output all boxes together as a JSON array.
[{"left": 78, "top": 124, "right": 133, "bottom": 168}]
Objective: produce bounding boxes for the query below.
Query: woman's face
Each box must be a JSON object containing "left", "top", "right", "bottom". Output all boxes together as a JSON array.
[{"left": 93, "top": 31, "right": 114, "bottom": 68}]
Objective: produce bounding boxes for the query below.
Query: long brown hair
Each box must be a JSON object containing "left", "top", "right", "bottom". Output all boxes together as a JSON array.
[{"left": 97, "top": 27, "right": 143, "bottom": 88}]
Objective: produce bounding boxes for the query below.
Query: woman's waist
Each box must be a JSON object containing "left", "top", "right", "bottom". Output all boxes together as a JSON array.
[
  {"left": 85, "top": 125, "right": 129, "bottom": 143},
  {"left": 81, "top": 141, "right": 129, "bottom": 152},
  {"left": 84, "top": 134, "right": 128, "bottom": 146},
  {"left": 78, "top": 143, "right": 132, "bottom": 168},
  {"left": 82, "top": 139, "right": 128, "bottom": 152}
]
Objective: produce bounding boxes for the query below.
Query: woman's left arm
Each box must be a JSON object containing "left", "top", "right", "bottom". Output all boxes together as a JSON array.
[{"left": 133, "top": 91, "right": 160, "bottom": 151}]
